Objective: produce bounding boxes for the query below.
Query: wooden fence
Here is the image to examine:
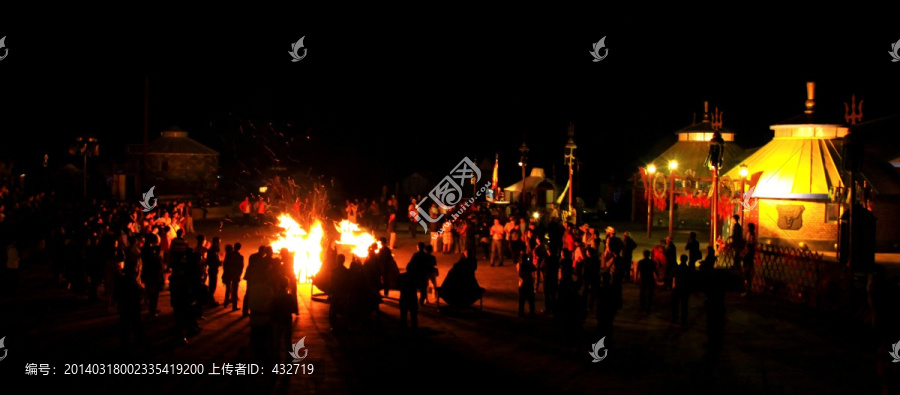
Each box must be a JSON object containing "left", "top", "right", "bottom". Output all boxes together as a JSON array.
[{"left": 714, "top": 243, "right": 849, "bottom": 310}]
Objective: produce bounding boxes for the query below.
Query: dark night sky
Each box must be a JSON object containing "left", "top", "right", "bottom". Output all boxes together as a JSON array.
[{"left": 2, "top": 19, "right": 899, "bottom": 200}]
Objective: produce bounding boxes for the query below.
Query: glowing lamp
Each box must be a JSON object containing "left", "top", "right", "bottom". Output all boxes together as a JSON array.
[
  {"left": 668, "top": 160, "right": 678, "bottom": 171},
  {"left": 647, "top": 164, "right": 656, "bottom": 174},
  {"left": 259, "top": 186, "right": 268, "bottom": 193},
  {"left": 739, "top": 164, "right": 749, "bottom": 178}
]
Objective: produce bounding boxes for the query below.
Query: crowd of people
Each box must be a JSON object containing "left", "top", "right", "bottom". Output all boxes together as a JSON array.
[
  {"left": 0, "top": 175, "right": 304, "bottom": 361},
  {"left": 3, "top": 170, "right": 899, "bottom": 390},
  {"left": 350, "top": 195, "right": 764, "bottom": 349}
]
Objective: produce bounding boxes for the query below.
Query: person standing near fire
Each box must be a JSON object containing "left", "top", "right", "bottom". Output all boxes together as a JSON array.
[
  {"left": 255, "top": 197, "right": 267, "bottom": 226},
  {"left": 239, "top": 197, "right": 251, "bottom": 227},
  {"left": 387, "top": 213, "right": 397, "bottom": 249},
  {"left": 408, "top": 198, "right": 418, "bottom": 240}
]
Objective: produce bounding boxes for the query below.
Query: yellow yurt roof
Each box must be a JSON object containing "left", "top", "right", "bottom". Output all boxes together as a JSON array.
[
  {"left": 649, "top": 102, "right": 744, "bottom": 179},
  {"left": 724, "top": 136, "right": 845, "bottom": 199},
  {"left": 724, "top": 82, "right": 848, "bottom": 199}
]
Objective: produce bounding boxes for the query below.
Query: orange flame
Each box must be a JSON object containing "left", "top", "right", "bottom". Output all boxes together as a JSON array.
[
  {"left": 271, "top": 215, "right": 324, "bottom": 282},
  {"left": 335, "top": 220, "right": 378, "bottom": 258}
]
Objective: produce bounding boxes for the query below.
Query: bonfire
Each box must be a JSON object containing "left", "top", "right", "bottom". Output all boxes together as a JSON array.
[{"left": 270, "top": 215, "right": 377, "bottom": 283}]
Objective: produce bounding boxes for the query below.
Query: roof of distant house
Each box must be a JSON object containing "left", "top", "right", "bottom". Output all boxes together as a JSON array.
[{"left": 147, "top": 127, "right": 218, "bottom": 155}]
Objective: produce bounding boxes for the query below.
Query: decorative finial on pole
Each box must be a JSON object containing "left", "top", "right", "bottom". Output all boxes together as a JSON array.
[
  {"left": 845, "top": 94, "right": 864, "bottom": 125},
  {"left": 805, "top": 82, "right": 816, "bottom": 114},
  {"left": 703, "top": 101, "right": 709, "bottom": 121},
  {"left": 711, "top": 106, "right": 723, "bottom": 131}
]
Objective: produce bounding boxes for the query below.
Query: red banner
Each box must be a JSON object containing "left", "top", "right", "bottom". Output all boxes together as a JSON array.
[
  {"left": 717, "top": 198, "right": 735, "bottom": 222},
  {"left": 674, "top": 194, "right": 710, "bottom": 208},
  {"left": 638, "top": 167, "right": 650, "bottom": 200}
]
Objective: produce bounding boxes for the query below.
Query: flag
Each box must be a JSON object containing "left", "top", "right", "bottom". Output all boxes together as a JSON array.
[
  {"left": 492, "top": 153, "right": 499, "bottom": 193},
  {"left": 747, "top": 171, "right": 763, "bottom": 192},
  {"left": 557, "top": 178, "right": 570, "bottom": 205},
  {"left": 638, "top": 167, "right": 650, "bottom": 200}
]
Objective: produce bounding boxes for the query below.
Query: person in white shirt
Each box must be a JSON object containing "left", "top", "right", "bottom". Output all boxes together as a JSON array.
[{"left": 490, "top": 219, "right": 506, "bottom": 267}]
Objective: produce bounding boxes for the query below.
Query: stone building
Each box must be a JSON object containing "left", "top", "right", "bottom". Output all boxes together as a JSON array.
[{"left": 129, "top": 127, "right": 219, "bottom": 197}]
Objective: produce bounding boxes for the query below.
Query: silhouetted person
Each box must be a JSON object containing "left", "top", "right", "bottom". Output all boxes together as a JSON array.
[
  {"left": 699, "top": 246, "right": 717, "bottom": 272},
  {"left": 664, "top": 236, "right": 677, "bottom": 290},
  {"left": 140, "top": 234, "right": 163, "bottom": 318},
  {"left": 730, "top": 215, "right": 744, "bottom": 266},
  {"left": 278, "top": 247, "right": 299, "bottom": 315},
  {"left": 114, "top": 258, "right": 146, "bottom": 349},
  {"left": 439, "top": 250, "right": 483, "bottom": 309},
  {"left": 532, "top": 236, "right": 548, "bottom": 293},
  {"left": 223, "top": 243, "right": 245, "bottom": 311},
  {"left": 271, "top": 272, "right": 295, "bottom": 361},
  {"left": 595, "top": 272, "right": 618, "bottom": 341},
  {"left": 622, "top": 232, "right": 638, "bottom": 274},
  {"left": 637, "top": 250, "right": 657, "bottom": 314},
  {"left": 701, "top": 246, "right": 726, "bottom": 354},
  {"left": 517, "top": 254, "right": 537, "bottom": 317},
  {"left": 559, "top": 249, "right": 574, "bottom": 285},
  {"left": 206, "top": 237, "right": 222, "bottom": 306},
  {"left": 611, "top": 250, "right": 630, "bottom": 310},
  {"left": 685, "top": 232, "right": 701, "bottom": 270},
  {"left": 542, "top": 245, "right": 559, "bottom": 314},
  {"left": 364, "top": 243, "right": 383, "bottom": 293},
  {"left": 582, "top": 247, "right": 601, "bottom": 312},
  {"left": 423, "top": 245, "right": 439, "bottom": 304},
  {"left": 103, "top": 237, "right": 125, "bottom": 308},
  {"left": 378, "top": 237, "right": 399, "bottom": 297},
  {"left": 556, "top": 252, "right": 586, "bottom": 339},
  {"left": 672, "top": 254, "right": 690, "bottom": 325},
  {"left": 741, "top": 223, "right": 757, "bottom": 297},
  {"left": 185, "top": 245, "right": 207, "bottom": 321},
  {"left": 169, "top": 229, "right": 188, "bottom": 270},
  {"left": 243, "top": 246, "right": 267, "bottom": 317},
  {"left": 169, "top": 248, "right": 197, "bottom": 342},
  {"left": 249, "top": 265, "right": 276, "bottom": 362},
  {"left": 327, "top": 254, "right": 352, "bottom": 328},
  {"left": 398, "top": 271, "right": 419, "bottom": 334},
  {"left": 604, "top": 227, "right": 624, "bottom": 258},
  {"left": 405, "top": 242, "right": 432, "bottom": 306}
]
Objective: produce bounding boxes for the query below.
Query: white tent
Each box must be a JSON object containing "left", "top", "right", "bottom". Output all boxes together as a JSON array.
[{"left": 503, "top": 168, "right": 561, "bottom": 207}]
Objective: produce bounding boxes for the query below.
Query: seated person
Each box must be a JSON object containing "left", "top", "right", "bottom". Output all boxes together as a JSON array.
[{"left": 438, "top": 250, "right": 484, "bottom": 307}]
